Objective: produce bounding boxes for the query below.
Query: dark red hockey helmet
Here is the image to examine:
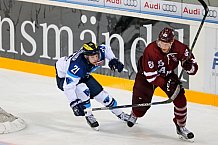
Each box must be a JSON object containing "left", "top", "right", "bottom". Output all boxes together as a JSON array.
[{"left": 158, "top": 27, "right": 175, "bottom": 43}]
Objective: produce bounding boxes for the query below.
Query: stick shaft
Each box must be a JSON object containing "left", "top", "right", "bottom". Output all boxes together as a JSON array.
[{"left": 179, "top": 0, "right": 209, "bottom": 79}]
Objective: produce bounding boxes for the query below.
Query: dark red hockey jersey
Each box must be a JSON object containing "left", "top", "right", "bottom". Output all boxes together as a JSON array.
[{"left": 141, "top": 39, "right": 198, "bottom": 88}]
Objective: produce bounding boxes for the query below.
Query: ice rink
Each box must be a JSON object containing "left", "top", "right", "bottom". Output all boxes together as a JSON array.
[{"left": 0, "top": 68, "right": 218, "bottom": 145}]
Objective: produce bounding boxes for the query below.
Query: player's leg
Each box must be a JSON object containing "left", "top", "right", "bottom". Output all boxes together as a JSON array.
[
  {"left": 127, "top": 72, "right": 155, "bottom": 127},
  {"left": 173, "top": 91, "right": 194, "bottom": 141},
  {"left": 85, "top": 75, "right": 129, "bottom": 122},
  {"left": 94, "top": 90, "right": 130, "bottom": 121},
  {"left": 75, "top": 83, "right": 99, "bottom": 129},
  {"left": 162, "top": 73, "right": 194, "bottom": 141},
  {"left": 0, "top": 107, "right": 26, "bottom": 134}
]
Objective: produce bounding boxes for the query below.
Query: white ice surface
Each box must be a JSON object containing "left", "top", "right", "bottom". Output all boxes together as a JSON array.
[{"left": 0, "top": 68, "right": 218, "bottom": 145}]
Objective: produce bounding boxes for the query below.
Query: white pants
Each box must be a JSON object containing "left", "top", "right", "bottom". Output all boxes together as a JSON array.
[{"left": 76, "top": 83, "right": 122, "bottom": 116}]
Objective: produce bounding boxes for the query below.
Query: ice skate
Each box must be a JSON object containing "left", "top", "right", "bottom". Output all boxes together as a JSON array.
[
  {"left": 127, "top": 112, "right": 137, "bottom": 127},
  {"left": 175, "top": 124, "right": 194, "bottom": 142},
  {"left": 117, "top": 112, "right": 130, "bottom": 122},
  {"left": 85, "top": 114, "right": 99, "bottom": 131}
]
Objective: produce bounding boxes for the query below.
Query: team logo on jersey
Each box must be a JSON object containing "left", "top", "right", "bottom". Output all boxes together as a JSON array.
[
  {"left": 66, "top": 77, "right": 73, "bottom": 84},
  {"left": 167, "top": 53, "right": 178, "bottom": 62},
  {"left": 148, "top": 61, "right": 154, "bottom": 68},
  {"left": 103, "top": 96, "right": 110, "bottom": 103},
  {"left": 171, "top": 55, "right": 178, "bottom": 61},
  {"left": 83, "top": 89, "right": 90, "bottom": 97}
]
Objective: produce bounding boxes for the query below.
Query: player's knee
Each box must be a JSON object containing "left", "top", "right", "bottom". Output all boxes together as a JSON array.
[
  {"left": 132, "top": 107, "right": 149, "bottom": 117},
  {"left": 75, "top": 83, "right": 90, "bottom": 102}
]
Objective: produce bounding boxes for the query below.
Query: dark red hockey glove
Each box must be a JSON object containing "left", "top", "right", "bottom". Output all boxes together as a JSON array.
[
  {"left": 182, "top": 59, "right": 193, "bottom": 71},
  {"left": 165, "top": 74, "right": 182, "bottom": 97}
]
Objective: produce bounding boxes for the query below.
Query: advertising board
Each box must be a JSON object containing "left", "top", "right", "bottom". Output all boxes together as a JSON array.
[{"left": 0, "top": 0, "right": 190, "bottom": 87}]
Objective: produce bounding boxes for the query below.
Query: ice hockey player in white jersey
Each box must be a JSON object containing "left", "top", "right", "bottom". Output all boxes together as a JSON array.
[
  {"left": 0, "top": 107, "right": 26, "bottom": 134},
  {"left": 55, "top": 42, "right": 129, "bottom": 130}
]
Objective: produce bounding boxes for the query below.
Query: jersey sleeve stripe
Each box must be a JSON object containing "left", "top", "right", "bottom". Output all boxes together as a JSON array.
[
  {"left": 146, "top": 77, "right": 157, "bottom": 83},
  {"left": 143, "top": 71, "right": 159, "bottom": 83},
  {"left": 143, "top": 71, "right": 158, "bottom": 76}
]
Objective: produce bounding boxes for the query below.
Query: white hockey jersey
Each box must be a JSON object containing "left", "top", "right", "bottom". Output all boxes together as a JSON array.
[{"left": 55, "top": 44, "right": 116, "bottom": 103}]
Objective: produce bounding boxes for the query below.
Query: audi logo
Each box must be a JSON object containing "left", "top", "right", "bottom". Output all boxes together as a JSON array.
[
  {"left": 162, "top": 4, "right": 177, "bottom": 12},
  {"left": 123, "top": 0, "right": 138, "bottom": 7},
  {"left": 88, "top": 0, "right": 100, "bottom": 2},
  {"left": 202, "top": 9, "right": 217, "bottom": 18}
]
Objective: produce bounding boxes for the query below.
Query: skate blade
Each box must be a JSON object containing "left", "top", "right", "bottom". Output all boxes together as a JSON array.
[
  {"left": 178, "top": 135, "right": 194, "bottom": 142},
  {"left": 91, "top": 126, "right": 99, "bottom": 131}
]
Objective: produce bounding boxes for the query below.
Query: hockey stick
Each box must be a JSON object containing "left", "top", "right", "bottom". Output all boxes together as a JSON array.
[
  {"left": 87, "top": 0, "right": 209, "bottom": 112},
  {"left": 84, "top": 85, "right": 180, "bottom": 112},
  {"left": 88, "top": 100, "right": 167, "bottom": 112},
  {"left": 159, "top": 0, "right": 209, "bottom": 104},
  {"left": 146, "top": 0, "right": 209, "bottom": 105},
  {"left": 178, "top": 0, "right": 209, "bottom": 79}
]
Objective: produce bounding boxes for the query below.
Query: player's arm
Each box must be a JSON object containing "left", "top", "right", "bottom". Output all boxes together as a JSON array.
[
  {"left": 100, "top": 44, "right": 115, "bottom": 60},
  {"left": 142, "top": 54, "right": 181, "bottom": 98},
  {"left": 180, "top": 47, "right": 198, "bottom": 75},
  {"left": 99, "top": 44, "right": 124, "bottom": 72},
  {"left": 142, "top": 51, "right": 166, "bottom": 88}
]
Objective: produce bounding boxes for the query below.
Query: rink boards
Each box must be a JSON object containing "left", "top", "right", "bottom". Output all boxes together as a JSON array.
[
  {"left": 1, "top": 57, "right": 217, "bottom": 107},
  {"left": 0, "top": 0, "right": 218, "bottom": 106}
]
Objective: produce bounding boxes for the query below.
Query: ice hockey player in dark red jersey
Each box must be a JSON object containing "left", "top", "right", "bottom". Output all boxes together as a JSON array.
[{"left": 127, "top": 27, "right": 198, "bottom": 141}]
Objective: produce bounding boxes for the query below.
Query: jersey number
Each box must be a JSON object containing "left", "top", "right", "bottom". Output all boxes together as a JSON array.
[{"left": 71, "top": 65, "right": 80, "bottom": 74}]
